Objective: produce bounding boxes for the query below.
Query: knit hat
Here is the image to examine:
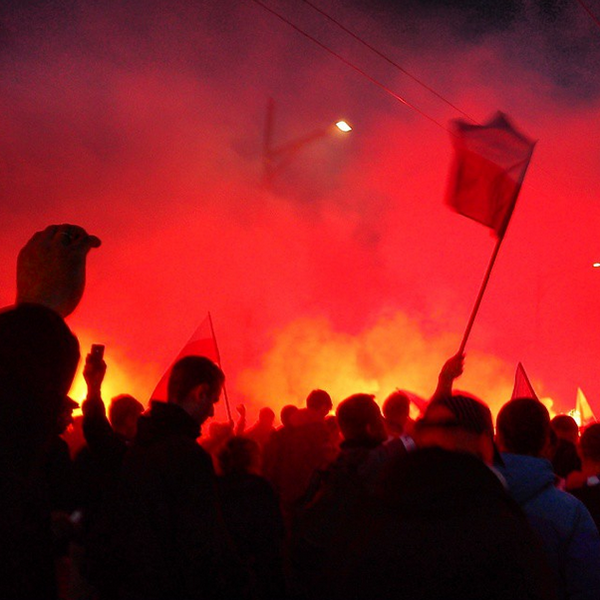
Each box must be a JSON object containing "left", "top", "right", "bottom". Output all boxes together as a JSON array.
[
  {"left": 417, "top": 393, "right": 503, "bottom": 466},
  {"left": 430, "top": 393, "right": 494, "bottom": 436}
]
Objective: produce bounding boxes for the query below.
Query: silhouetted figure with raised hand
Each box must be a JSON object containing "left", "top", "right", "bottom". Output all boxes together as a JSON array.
[
  {"left": 245, "top": 406, "right": 277, "bottom": 451},
  {"left": 0, "top": 224, "right": 100, "bottom": 600},
  {"left": 71, "top": 351, "right": 146, "bottom": 600}
]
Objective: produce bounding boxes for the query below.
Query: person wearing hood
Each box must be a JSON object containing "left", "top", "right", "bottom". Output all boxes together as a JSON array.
[{"left": 496, "top": 397, "right": 600, "bottom": 600}]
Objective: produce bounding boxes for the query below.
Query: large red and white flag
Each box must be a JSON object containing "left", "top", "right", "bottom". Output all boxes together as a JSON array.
[
  {"left": 511, "top": 362, "right": 538, "bottom": 401},
  {"left": 150, "top": 314, "right": 220, "bottom": 402},
  {"left": 446, "top": 112, "right": 536, "bottom": 238}
]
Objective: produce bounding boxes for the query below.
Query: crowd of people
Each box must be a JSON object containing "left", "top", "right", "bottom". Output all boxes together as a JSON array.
[{"left": 2, "top": 224, "right": 600, "bottom": 600}]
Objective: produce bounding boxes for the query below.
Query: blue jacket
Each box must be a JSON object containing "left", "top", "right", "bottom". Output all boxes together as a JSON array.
[{"left": 499, "top": 453, "right": 600, "bottom": 600}]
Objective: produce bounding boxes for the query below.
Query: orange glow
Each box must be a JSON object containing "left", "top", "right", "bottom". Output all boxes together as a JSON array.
[
  {"left": 235, "top": 313, "right": 542, "bottom": 423},
  {"left": 68, "top": 330, "right": 162, "bottom": 415}
]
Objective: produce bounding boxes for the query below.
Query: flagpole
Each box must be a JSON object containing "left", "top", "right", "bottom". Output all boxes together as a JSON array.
[
  {"left": 207, "top": 312, "right": 232, "bottom": 422},
  {"left": 457, "top": 234, "right": 504, "bottom": 355}
]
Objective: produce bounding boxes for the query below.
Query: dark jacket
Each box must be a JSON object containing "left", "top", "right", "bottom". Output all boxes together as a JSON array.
[
  {"left": 335, "top": 448, "right": 558, "bottom": 600},
  {"left": 0, "top": 304, "right": 79, "bottom": 600},
  {"left": 100, "top": 401, "right": 246, "bottom": 600}
]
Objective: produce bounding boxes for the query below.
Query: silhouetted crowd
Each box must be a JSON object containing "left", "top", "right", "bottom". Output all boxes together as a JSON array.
[{"left": 2, "top": 225, "right": 600, "bottom": 600}]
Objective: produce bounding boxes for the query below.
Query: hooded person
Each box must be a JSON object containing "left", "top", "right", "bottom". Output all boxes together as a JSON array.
[{"left": 496, "top": 397, "right": 600, "bottom": 600}]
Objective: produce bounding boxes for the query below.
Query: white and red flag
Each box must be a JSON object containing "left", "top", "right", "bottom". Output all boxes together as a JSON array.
[
  {"left": 575, "top": 387, "right": 597, "bottom": 428},
  {"left": 511, "top": 362, "right": 538, "bottom": 401},
  {"left": 150, "top": 314, "right": 219, "bottom": 402},
  {"left": 446, "top": 112, "right": 536, "bottom": 239}
]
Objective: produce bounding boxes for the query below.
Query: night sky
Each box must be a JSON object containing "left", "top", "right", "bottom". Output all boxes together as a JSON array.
[{"left": 2, "top": 0, "right": 600, "bottom": 422}]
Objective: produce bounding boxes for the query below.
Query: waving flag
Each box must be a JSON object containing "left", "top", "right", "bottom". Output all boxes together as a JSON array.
[
  {"left": 511, "top": 362, "right": 538, "bottom": 401},
  {"left": 446, "top": 112, "right": 536, "bottom": 238},
  {"left": 150, "top": 314, "right": 219, "bottom": 402}
]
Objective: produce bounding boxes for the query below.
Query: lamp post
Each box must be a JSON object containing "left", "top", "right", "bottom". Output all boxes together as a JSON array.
[{"left": 262, "top": 97, "right": 352, "bottom": 184}]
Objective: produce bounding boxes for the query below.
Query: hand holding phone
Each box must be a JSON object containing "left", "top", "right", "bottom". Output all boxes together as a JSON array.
[{"left": 84, "top": 343, "right": 106, "bottom": 394}]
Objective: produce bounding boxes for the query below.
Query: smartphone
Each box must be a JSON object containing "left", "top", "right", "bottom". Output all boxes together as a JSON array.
[{"left": 91, "top": 344, "right": 105, "bottom": 361}]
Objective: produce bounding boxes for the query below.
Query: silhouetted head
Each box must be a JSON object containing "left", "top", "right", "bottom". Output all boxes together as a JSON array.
[
  {"left": 382, "top": 390, "right": 410, "bottom": 435},
  {"left": 218, "top": 436, "right": 261, "bottom": 475},
  {"left": 415, "top": 393, "right": 496, "bottom": 465},
  {"left": 580, "top": 423, "right": 600, "bottom": 463},
  {"left": 258, "top": 406, "right": 275, "bottom": 426},
  {"left": 167, "top": 356, "right": 224, "bottom": 425},
  {"left": 550, "top": 414, "right": 579, "bottom": 444},
  {"left": 109, "top": 394, "right": 144, "bottom": 441},
  {"left": 496, "top": 397, "right": 550, "bottom": 457},
  {"left": 306, "top": 389, "right": 333, "bottom": 416},
  {"left": 280, "top": 404, "right": 298, "bottom": 427},
  {"left": 0, "top": 304, "right": 79, "bottom": 456},
  {"left": 336, "top": 393, "right": 386, "bottom": 445}
]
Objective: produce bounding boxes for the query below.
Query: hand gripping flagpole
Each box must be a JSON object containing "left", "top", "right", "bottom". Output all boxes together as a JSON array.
[{"left": 207, "top": 312, "right": 232, "bottom": 422}]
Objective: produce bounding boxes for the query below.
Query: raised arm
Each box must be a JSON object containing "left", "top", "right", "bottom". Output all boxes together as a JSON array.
[
  {"left": 17, "top": 224, "right": 101, "bottom": 317},
  {"left": 430, "top": 353, "right": 465, "bottom": 404}
]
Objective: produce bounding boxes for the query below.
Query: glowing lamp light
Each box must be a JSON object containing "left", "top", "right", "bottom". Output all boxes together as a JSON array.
[
  {"left": 593, "top": 262, "right": 600, "bottom": 268},
  {"left": 335, "top": 120, "right": 352, "bottom": 133}
]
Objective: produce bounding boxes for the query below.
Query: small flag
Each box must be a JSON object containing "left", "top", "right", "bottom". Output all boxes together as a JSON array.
[
  {"left": 446, "top": 112, "right": 536, "bottom": 238},
  {"left": 511, "top": 362, "right": 538, "bottom": 400},
  {"left": 150, "top": 314, "right": 219, "bottom": 402},
  {"left": 575, "top": 387, "right": 597, "bottom": 428}
]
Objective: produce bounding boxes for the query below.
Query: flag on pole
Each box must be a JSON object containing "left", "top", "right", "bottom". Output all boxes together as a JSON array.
[
  {"left": 575, "top": 387, "right": 597, "bottom": 428},
  {"left": 511, "top": 362, "right": 538, "bottom": 400},
  {"left": 150, "top": 314, "right": 219, "bottom": 402},
  {"left": 446, "top": 112, "right": 536, "bottom": 238}
]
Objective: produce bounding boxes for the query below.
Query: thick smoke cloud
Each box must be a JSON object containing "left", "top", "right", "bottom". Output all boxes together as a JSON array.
[{"left": 1, "top": 0, "right": 599, "bottom": 421}]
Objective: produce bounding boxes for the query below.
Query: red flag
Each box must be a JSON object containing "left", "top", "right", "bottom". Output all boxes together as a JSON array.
[
  {"left": 511, "top": 362, "right": 538, "bottom": 401},
  {"left": 150, "top": 314, "right": 219, "bottom": 402},
  {"left": 446, "top": 112, "right": 535, "bottom": 238}
]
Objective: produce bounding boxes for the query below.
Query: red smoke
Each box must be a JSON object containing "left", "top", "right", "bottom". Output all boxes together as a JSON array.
[{"left": 1, "top": 0, "right": 599, "bottom": 423}]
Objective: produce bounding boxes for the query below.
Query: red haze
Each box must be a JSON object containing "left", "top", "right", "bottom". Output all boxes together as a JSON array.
[{"left": 1, "top": 0, "right": 600, "bottom": 423}]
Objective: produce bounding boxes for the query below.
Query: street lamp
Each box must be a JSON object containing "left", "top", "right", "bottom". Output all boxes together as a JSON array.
[{"left": 262, "top": 98, "right": 352, "bottom": 184}]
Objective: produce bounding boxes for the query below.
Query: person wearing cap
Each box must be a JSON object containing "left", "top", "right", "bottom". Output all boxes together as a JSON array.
[
  {"left": 329, "top": 391, "right": 557, "bottom": 600},
  {"left": 414, "top": 391, "right": 499, "bottom": 466},
  {"left": 496, "top": 397, "right": 600, "bottom": 600}
]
